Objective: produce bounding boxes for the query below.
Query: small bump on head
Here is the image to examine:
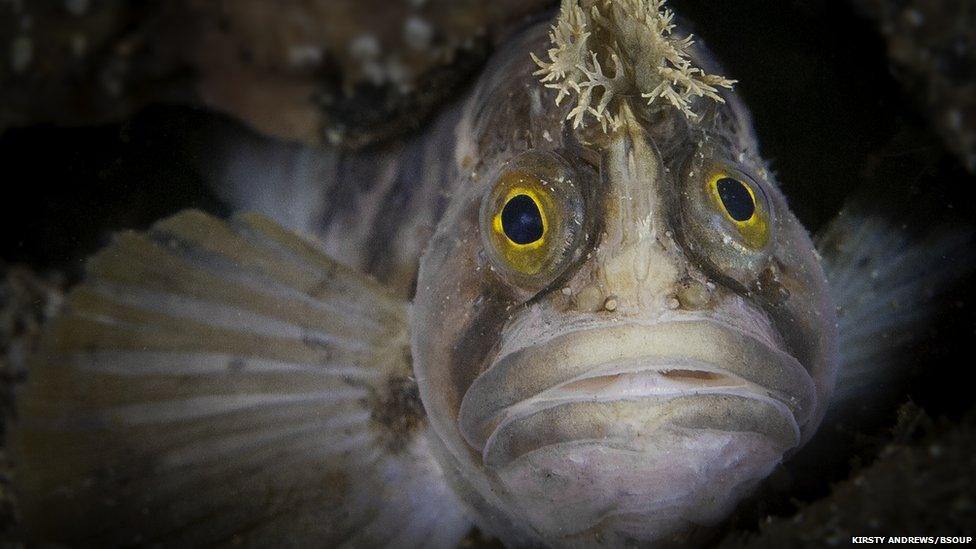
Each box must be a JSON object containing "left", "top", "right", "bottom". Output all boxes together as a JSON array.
[
  {"left": 575, "top": 285, "right": 605, "bottom": 312},
  {"left": 676, "top": 281, "right": 712, "bottom": 310}
]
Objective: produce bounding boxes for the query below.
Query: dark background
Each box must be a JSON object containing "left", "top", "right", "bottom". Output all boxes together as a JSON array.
[{"left": 4, "top": 1, "right": 971, "bottom": 273}]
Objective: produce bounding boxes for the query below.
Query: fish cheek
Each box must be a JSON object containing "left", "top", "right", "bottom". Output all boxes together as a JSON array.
[
  {"left": 754, "top": 215, "right": 839, "bottom": 435},
  {"left": 412, "top": 197, "right": 521, "bottom": 435}
]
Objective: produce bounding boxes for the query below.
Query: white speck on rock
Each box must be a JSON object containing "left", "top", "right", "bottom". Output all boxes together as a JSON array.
[
  {"left": 71, "top": 33, "right": 87, "bottom": 57},
  {"left": 349, "top": 34, "right": 380, "bottom": 60},
  {"left": 404, "top": 16, "right": 433, "bottom": 51},
  {"left": 947, "top": 109, "right": 962, "bottom": 130},
  {"left": 386, "top": 56, "right": 413, "bottom": 91},
  {"left": 65, "top": 0, "right": 89, "bottom": 16},
  {"left": 287, "top": 44, "right": 323, "bottom": 68},
  {"left": 10, "top": 35, "right": 32, "bottom": 73},
  {"left": 903, "top": 8, "right": 924, "bottom": 27},
  {"left": 362, "top": 61, "right": 386, "bottom": 85}
]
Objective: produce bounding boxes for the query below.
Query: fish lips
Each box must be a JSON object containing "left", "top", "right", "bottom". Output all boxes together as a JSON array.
[{"left": 457, "top": 319, "right": 817, "bottom": 469}]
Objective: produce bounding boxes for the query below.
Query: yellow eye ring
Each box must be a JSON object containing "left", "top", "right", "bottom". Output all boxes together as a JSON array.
[
  {"left": 491, "top": 187, "right": 548, "bottom": 250},
  {"left": 480, "top": 152, "right": 585, "bottom": 288},
  {"left": 486, "top": 172, "right": 560, "bottom": 275},
  {"left": 706, "top": 172, "right": 770, "bottom": 248}
]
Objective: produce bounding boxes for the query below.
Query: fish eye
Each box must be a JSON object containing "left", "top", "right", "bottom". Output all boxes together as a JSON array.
[
  {"left": 715, "top": 177, "right": 755, "bottom": 221},
  {"left": 706, "top": 172, "right": 769, "bottom": 249},
  {"left": 677, "top": 162, "right": 775, "bottom": 287},
  {"left": 480, "top": 153, "right": 585, "bottom": 288},
  {"left": 499, "top": 194, "right": 545, "bottom": 245}
]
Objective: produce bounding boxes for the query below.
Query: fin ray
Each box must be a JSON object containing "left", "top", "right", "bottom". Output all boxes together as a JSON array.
[
  {"left": 13, "top": 210, "right": 469, "bottom": 547},
  {"left": 818, "top": 205, "right": 974, "bottom": 406}
]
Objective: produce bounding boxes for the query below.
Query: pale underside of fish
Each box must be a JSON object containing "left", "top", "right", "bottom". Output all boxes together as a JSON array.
[{"left": 10, "top": 1, "right": 973, "bottom": 547}]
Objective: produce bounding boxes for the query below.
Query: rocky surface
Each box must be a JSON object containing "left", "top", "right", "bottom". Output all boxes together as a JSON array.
[
  {"left": 852, "top": 0, "right": 976, "bottom": 173},
  {"left": 0, "top": 1, "right": 191, "bottom": 134},
  {"left": 0, "top": 0, "right": 551, "bottom": 148},
  {"left": 0, "top": 265, "right": 64, "bottom": 544},
  {"left": 3, "top": 0, "right": 973, "bottom": 165},
  {"left": 721, "top": 404, "right": 976, "bottom": 548}
]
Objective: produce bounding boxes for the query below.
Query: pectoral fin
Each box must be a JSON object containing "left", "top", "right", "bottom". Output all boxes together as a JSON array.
[
  {"left": 12, "top": 210, "right": 470, "bottom": 547},
  {"left": 817, "top": 202, "right": 974, "bottom": 408}
]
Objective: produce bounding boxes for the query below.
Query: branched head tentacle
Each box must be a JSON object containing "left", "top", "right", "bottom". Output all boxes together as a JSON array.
[{"left": 532, "top": 0, "right": 737, "bottom": 131}]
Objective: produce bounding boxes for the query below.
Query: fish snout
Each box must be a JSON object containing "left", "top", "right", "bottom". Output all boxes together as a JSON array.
[{"left": 458, "top": 319, "right": 817, "bottom": 468}]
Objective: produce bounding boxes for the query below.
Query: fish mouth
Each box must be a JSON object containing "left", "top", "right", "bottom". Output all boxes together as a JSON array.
[{"left": 458, "top": 319, "right": 817, "bottom": 469}]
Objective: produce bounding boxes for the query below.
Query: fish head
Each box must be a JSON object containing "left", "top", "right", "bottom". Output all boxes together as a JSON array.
[{"left": 411, "top": 13, "right": 839, "bottom": 546}]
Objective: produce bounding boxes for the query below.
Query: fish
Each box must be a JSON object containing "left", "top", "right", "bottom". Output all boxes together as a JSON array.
[{"left": 10, "top": 0, "right": 973, "bottom": 547}]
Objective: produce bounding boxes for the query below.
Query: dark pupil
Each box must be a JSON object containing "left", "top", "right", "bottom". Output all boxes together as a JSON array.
[
  {"left": 501, "top": 194, "right": 544, "bottom": 245},
  {"left": 716, "top": 177, "right": 755, "bottom": 221}
]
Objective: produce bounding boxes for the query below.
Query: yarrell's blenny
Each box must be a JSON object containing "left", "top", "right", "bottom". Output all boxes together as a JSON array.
[{"left": 12, "top": 0, "right": 972, "bottom": 547}]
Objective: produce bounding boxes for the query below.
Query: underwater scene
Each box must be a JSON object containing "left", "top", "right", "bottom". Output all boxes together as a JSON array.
[{"left": 1, "top": 0, "right": 975, "bottom": 547}]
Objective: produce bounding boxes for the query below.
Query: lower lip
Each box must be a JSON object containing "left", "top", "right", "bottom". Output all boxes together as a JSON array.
[
  {"left": 458, "top": 319, "right": 816, "bottom": 452},
  {"left": 480, "top": 386, "right": 801, "bottom": 468}
]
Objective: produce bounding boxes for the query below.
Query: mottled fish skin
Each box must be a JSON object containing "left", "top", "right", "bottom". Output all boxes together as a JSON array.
[
  {"left": 212, "top": 8, "right": 838, "bottom": 548},
  {"left": 314, "top": 105, "right": 466, "bottom": 296},
  {"left": 406, "top": 17, "right": 837, "bottom": 549},
  {"left": 215, "top": 93, "right": 467, "bottom": 298}
]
